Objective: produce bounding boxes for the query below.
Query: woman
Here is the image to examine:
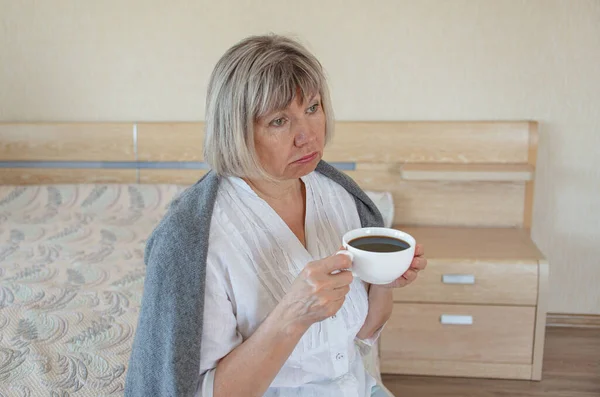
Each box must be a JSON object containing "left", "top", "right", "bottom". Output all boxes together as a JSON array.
[{"left": 125, "top": 34, "right": 426, "bottom": 397}]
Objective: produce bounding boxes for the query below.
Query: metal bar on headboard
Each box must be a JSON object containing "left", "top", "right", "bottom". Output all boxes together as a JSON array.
[{"left": 133, "top": 123, "right": 139, "bottom": 183}]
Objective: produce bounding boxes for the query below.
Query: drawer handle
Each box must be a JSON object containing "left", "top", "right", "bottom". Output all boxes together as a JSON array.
[
  {"left": 442, "top": 274, "right": 475, "bottom": 284},
  {"left": 440, "top": 315, "right": 473, "bottom": 325}
]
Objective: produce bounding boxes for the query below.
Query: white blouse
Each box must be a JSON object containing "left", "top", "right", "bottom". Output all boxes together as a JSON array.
[{"left": 196, "top": 171, "right": 379, "bottom": 397}]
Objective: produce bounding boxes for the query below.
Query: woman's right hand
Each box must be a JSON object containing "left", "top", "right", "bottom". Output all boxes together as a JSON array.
[{"left": 277, "top": 253, "right": 354, "bottom": 332}]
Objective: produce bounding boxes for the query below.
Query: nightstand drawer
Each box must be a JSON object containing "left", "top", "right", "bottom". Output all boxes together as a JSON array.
[
  {"left": 393, "top": 260, "right": 538, "bottom": 305},
  {"left": 380, "top": 303, "right": 536, "bottom": 368}
]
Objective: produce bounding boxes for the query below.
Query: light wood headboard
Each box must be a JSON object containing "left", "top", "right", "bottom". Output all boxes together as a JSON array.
[{"left": 0, "top": 121, "right": 538, "bottom": 227}]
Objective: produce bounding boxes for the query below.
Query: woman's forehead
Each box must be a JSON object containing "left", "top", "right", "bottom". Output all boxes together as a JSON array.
[{"left": 262, "top": 90, "right": 321, "bottom": 115}]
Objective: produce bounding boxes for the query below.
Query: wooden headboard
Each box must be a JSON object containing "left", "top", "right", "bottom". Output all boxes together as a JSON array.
[{"left": 0, "top": 121, "right": 538, "bottom": 228}]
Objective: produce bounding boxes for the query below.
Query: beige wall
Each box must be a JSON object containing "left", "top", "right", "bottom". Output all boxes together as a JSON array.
[{"left": 1, "top": 0, "right": 599, "bottom": 314}]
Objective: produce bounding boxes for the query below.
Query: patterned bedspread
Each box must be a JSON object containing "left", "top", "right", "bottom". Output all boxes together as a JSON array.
[
  {"left": 0, "top": 185, "right": 186, "bottom": 396},
  {"left": 0, "top": 184, "right": 389, "bottom": 396}
]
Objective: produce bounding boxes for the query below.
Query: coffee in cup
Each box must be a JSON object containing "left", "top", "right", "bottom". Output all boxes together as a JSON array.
[{"left": 338, "top": 227, "right": 416, "bottom": 285}]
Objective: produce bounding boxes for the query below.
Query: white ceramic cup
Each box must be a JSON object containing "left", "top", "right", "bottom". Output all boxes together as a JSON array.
[{"left": 338, "top": 227, "right": 416, "bottom": 285}]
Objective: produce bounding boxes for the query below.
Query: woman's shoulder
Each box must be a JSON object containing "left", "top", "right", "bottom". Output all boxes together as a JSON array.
[
  {"left": 163, "top": 174, "right": 218, "bottom": 222},
  {"left": 206, "top": 177, "right": 255, "bottom": 248},
  {"left": 144, "top": 173, "right": 220, "bottom": 261}
]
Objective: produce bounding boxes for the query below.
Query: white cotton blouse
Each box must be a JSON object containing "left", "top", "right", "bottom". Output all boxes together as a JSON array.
[{"left": 195, "top": 171, "right": 379, "bottom": 397}]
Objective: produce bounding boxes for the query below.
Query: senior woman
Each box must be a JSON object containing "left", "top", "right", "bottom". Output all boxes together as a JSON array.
[{"left": 125, "top": 34, "right": 426, "bottom": 397}]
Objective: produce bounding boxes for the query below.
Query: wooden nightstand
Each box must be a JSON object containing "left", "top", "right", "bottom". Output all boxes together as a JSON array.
[
  {"left": 380, "top": 226, "right": 548, "bottom": 380},
  {"left": 328, "top": 121, "right": 549, "bottom": 382}
]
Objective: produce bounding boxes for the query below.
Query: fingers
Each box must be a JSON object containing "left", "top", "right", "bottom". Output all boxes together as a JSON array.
[
  {"left": 331, "top": 270, "right": 354, "bottom": 289},
  {"left": 402, "top": 269, "right": 419, "bottom": 282},
  {"left": 320, "top": 252, "right": 353, "bottom": 273},
  {"left": 303, "top": 255, "right": 354, "bottom": 289},
  {"left": 393, "top": 277, "right": 410, "bottom": 288},
  {"left": 415, "top": 243, "right": 425, "bottom": 257},
  {"left": 326, "top": 253, "right": 355, "bottom": 288},
  {"left": 316, "top": 287, "right": 349, "bottom": 319},
  {"left": 331, "top": 284, "right": 350, "bottom": 299},
  {"left": 410, "top": 256, "right": 427, "bottom": 271}
]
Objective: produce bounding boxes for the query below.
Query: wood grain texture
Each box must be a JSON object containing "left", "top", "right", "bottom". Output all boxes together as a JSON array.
[
  {"left": 325, "top": 121, "right": 531, "bottom": 163},
  {"left": 0, "top": 123, "right": 135, "bottom": 161},
  {"left": 393, "top": 260, "right": 538, "bottom": 306},
  {"left": 139, "top": 169, "right": 208, "bottom": 184},
  {"left": 385, "top": 227, "right": 548, "bottom": 381},
  {"left": 546, "top": 313, "right": 600, "bottom": 328},
  {"left": 533, "top": 260, "right": 549, "bottom": 380},
  {"left": 347, "top": 171, "right": 526, "bottom": 226},
  {"left": 382, "top": 360, "right": 532, "bottom": 381},
  {"left": 395, "top": 226, "right": 546, "bottom": 260},
  {"left": 524, "top": 122, "right": 539, "bottom": 229},
  {"left": 134, "top": 121, "right": 532, "bottom": 164},
  {"left": 400, "top": 163, "right": 534, "bottom": 181},
  {"left": 382, "top": 327, "right": 600, "bottom": 396},
  {"left": 137, "top": 122, "right": 204, "bottom": 161},
  {"left": 381, "top": 304, "right": 536, "bottom": 367},
  {"left": 0, "top": 168, "right": 136, "bottom": 184}
]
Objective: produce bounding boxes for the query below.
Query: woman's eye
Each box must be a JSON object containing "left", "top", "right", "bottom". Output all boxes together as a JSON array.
[
  {"left": 270, "top": 118, "right": 286, "bottom": 127},
  {"left": 307, "top": 103, "right": 320, "bottom": 113}
]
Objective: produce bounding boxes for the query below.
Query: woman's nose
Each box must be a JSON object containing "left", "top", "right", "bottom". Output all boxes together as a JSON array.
[{"left": 294, "top": 120, "right": 317, "bottom": 147}]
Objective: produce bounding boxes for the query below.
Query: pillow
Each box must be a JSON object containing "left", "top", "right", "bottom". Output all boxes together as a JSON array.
[{"left": 364, "top": 191, "right": 394, "bottom": 228}]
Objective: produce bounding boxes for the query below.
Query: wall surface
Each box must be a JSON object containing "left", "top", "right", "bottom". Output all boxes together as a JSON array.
[{"left": 1, "top": 0, "right": 599, "bottom": 313}]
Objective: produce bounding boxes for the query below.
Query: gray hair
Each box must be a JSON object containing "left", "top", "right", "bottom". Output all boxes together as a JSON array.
[{"left": 203, "top": 34, "right": 334, "bottom": 178}]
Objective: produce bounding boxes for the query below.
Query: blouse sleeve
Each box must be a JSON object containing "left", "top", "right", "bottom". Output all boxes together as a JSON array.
[{"left": 196, "top": 253, "right": 243, "bottom": 396}]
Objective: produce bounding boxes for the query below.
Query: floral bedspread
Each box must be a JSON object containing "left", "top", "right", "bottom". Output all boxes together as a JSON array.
[
  {"left": 0, "top": 184, "right": 185, "bottom": 396},
  {"left": 0, "top": 184, "right": 387, "bottom": 396}
]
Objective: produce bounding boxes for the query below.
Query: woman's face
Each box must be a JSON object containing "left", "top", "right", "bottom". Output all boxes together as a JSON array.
[{"left": 253, "top": 92, "right": 326, "bottom": 181}]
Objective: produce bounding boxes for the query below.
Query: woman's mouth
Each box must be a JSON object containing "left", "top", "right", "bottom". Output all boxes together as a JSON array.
[{"left": 293, "top": 152, "right": 318, "bottom": 164}]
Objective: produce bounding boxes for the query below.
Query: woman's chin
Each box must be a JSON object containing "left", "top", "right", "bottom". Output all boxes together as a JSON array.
[
  {"left": 262, "top": 155, "right": 322, "bottom": 181},
  {"left": 289, "top": 156, "right": 321, "bottom": 176}
]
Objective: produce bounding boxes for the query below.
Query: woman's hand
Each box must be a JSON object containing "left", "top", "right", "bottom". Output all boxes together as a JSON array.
[
  {"left": 213, "top": 253, "right": 353, "bottom": 397},
  {"left": 278, "top": 253, "right": 354, "bottom": 332},
  {"left": 376, "top": 243, "right": 427, "bottom": 289}
]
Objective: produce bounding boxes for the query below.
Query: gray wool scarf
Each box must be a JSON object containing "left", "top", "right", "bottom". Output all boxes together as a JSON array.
[{"left": 124, "top": 160, "right": 384, "bottom": 396}]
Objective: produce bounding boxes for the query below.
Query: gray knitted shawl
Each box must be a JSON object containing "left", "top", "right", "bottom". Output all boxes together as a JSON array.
[{"left": 124, "top": 160, "right": 384, "bottom": 396}]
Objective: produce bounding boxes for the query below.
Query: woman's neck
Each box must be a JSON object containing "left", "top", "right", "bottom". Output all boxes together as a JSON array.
[
  {"left": 243, "top": 175, "right": 308, "bottom": 247},
  {"left": 243, "top": 177, "right": 303, "bottom": 203}
]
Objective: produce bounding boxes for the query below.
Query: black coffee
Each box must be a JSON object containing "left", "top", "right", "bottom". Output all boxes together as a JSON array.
[{"left": 348, "top": 236, "right": 410, "bottom": 253}]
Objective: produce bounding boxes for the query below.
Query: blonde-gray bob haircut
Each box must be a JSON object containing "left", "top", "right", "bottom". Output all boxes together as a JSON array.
[{"left": 203, "top": 34, "right": 334, "bottom": 178}]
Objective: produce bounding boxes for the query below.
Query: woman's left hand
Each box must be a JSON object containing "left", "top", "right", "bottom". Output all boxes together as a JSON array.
[{"left": 377, "top": 243, "right": 427, "bottom": 289}]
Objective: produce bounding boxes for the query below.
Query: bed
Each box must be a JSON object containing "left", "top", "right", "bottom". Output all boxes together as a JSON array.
[
  {"left": 0, "top": 121, "right": 547, "bottom": 395},
  {"left": 0, "top": 184, "right": 185, "bottom": 394}
]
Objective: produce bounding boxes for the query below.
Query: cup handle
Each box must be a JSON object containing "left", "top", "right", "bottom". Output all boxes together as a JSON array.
[{"left": 335, "top": 250, "right": 357, "bottom": 277}]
